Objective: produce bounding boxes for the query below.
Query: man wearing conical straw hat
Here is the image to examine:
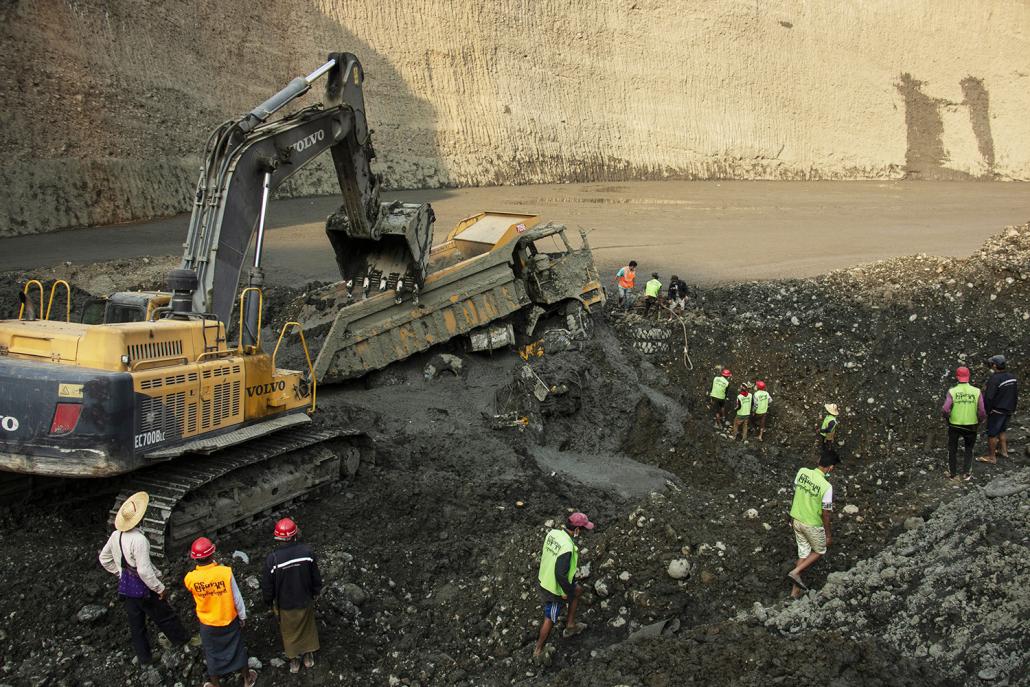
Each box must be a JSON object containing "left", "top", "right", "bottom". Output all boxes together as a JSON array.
[{"left": 99, "top": 491, "right": 188, "bottom": 665}]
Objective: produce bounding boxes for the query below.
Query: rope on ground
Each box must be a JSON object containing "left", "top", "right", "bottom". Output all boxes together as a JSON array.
[{"left": 657, "top": 301, "right": 693, "bottom": 370}]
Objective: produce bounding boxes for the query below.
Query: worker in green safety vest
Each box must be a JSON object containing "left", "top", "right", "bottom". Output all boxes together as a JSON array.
[
  {"left": 533, "top": 512, "right": 594, "bottom": 660},
  {"left": 710, "top": 368, "right": 732, "bottom": 427},
  {"left": 642, "top": 272, "right": 662, "bottom": 317},
  {"left": 819, "top": 403, "right": 840, "bottom": 460},
  {"left": 731, "top": 383, "right": 753, "bottom": 441},
  {"left": 787, "top": 451, "right": 840, "bottom": 598},
  {"left": 753, "top": 380, "right": 772, "bottom": 442},
  {"left": 940, "top": 365, "right": 986, "bottom": 481}
]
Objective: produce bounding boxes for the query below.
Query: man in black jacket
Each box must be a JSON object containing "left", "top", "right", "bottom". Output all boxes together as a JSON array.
[
  {"left": 978, "top": 355, "right": 1018, "bottom": 465},
  {"left": 261, "top": 517, "right": 322, "bottom": 673}
]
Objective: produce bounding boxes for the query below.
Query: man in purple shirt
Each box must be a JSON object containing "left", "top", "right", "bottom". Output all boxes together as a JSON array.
[{"left": 940, "top": 366, "right": 987, "bottom": 481}]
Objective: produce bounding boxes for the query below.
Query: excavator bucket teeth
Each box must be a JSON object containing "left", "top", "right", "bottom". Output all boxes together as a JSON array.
[{"left": 326, "top": 201, "right": 434, "bottom": 289}]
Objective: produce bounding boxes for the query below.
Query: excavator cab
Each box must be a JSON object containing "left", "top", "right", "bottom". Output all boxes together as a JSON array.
[{"left": 80, "top": 292, "right": 171, "bottom": 325}]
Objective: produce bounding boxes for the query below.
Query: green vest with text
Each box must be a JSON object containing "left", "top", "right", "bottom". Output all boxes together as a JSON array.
[
  {"left": 645, "top": 279, "right": 662, "bottom": 298},
  {"left": 790, "top": 467, "right": 830, "bottom": 527},
  {"left": 711, "top": 376, "right": 729, "bottom": 400},
  {"left": 754, "top": 390, "right": 770, "bottom": 414},
  {"left": 820, "top": 414, "right": 837, "bottom": 439},
  {"left": 538, "top": 529, "right": 577, "bottom": 596},
  {"left": 948, "top": 383, "right": 981, "bottom": 426},
  {"left": 736, "top": 393, "right": 752, "bottom": 417}
]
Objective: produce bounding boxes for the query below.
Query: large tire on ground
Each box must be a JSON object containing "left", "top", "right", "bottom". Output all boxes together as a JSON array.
[{"left": 629, "top": 324, "right": 672, "bottom": 355}]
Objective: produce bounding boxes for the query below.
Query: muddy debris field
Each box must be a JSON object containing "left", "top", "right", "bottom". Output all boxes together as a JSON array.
[{"left": 1, "top": 225, "right": 1029, "bottom": 687}]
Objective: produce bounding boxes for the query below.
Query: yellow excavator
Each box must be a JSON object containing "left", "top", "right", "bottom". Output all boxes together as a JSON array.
[{"left": 0, "top": 53, "right": 433, "bottom": 557}]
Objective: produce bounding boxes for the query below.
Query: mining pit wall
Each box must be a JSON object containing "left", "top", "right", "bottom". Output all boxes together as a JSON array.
[{"left": 1, "top": 0, "right": 1028, "bottom": 236}]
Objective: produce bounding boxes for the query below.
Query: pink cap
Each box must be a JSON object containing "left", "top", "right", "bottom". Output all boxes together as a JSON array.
[
  {"left": 955, "top": 366, "right": 971, "bottom": 382},
  {"left": 567, "top": 512, "right": 594, "bottom": 530}
]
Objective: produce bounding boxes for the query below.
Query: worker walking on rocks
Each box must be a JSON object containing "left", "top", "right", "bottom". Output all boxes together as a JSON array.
[
  {"left": 642, "top": 272, "right": 662, "bottom": 317},
  {"left": 261, "top": 517, "right": 322, "bottom": 674},
  {"left": 753, "top": 381, "right": 772, "bottom": 441},
  {"left": 614, "top": 261, "right": 637, "bottom": 308},
  {"left": 941, "top": 366, "right": 986, "bottom": 480},
  {"left": 978, "top": 354, "right": 1018, "bottom": 466},
  {"left": 819, "top": 403, "right": 840, "bottom": 459},
  {"left": 534, "top": 512, "right": 594, "bottom": 660},
  {"left": 787, "top": 451, "right": 840, "bottom": 598},
  {"left": 185, "top": 537, "right": 257, "bottom": 687},
  {"left": 710, "top": 368, "right": 732, "bottom": 426},
  {"left": 732, "top": 383, "right": 753, "bottom": 441},
  {"left": 99, "top": 491, "right": 189, "bottom": 666}
]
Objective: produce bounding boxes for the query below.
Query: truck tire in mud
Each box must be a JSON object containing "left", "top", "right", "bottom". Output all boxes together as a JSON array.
[{"left": 629, "top": 324, "right": 672, "bottom": 355}]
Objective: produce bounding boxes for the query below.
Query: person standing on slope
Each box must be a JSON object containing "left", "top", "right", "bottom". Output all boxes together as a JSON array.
[
  {"left": 262, "top": 518, "right": 322, "bottom": 674},
  {"left": 642, "top": 273, "right": 663, "bottom": 317},
  {"left": 941, "top": 365, "right": 986, "bottom": 481},
  {"left": 710, "top": 368, "right": 732, "bottom": 427},
  {"left": 978, "top": 354, "right": 1017, "bottom": 466},
  {"left": 732, "top": 382, "right": 753, "bottom": 441},
  {"left": 99, "top": 491, "right": 189, "bottom": 667},
  {"left": 787, "top": 452, "right": 840, "bottom": 598},
  {"left": 534, "top": 512, "right": 594, "bottom": 660},
  {"left": 614, "top": 261, "right": 638, "bottom": 308},
  {"left": 753, "top": 380, "right": 772, "bottom": 442}
]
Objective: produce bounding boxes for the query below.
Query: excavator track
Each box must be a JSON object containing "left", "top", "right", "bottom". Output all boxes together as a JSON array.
[{"left": 110, "top": 426, "right": 370, "bottom": 559}]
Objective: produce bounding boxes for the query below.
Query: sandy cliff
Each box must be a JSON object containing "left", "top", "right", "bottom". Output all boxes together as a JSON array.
[{"left": 1, "top": 0, "right": 1027, "bottom": 236}]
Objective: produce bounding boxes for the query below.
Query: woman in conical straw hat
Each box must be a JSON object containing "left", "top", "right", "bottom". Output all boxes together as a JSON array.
[{"left": 99, "top": 491, "right": 189, "bottom": 665}]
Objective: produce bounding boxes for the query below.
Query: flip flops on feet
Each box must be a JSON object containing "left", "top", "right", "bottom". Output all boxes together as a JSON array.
[
  {"left": 787, "top": 571, "right": 808, "bottom": 590},
  {"left": 563, "top": 622, "right": 587, "bottom": 638},
  {"left": 244, "top": 669, "right": 258, "bottom": 687},
  {"left": 303, "top": 653, "right": 315, "bottom": 669},
  {"left": 964, "top": 473, "right": 973, "bottom": 482},
  {"left": 290, "top": 658, "right": 301, "bottom": 674},
  {"left": 976, "top": 456, "right": 997, "bottom": 464}
]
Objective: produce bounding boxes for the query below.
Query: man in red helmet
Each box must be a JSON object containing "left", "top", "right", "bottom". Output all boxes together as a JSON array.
[
  {"left": 261, "top": 517, "right": 322, "bottom": 673},
  {"left": 184, "top": 537, "right": 256, "bottom": 687},
  {"left": 940, "top": 365, "right": 986, "bottom": 481},
  {"left": 753, "top": 381, "right": 772, "bottom": 442},
  {"left": 710, "top": 368, "right": 732, "bottom": 427}
]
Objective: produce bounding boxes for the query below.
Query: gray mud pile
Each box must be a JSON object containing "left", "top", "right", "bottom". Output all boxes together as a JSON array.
[
  {"left": 757, "top": 470, "right": 1030, "bottom": 685},
  {"left": 0, "top": 227, "right": 1028, "bottom": 686}
]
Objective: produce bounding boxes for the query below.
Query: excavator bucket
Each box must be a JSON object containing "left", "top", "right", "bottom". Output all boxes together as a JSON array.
[{"left": 325, "top": 200, "right": 434, "bottom": 301}]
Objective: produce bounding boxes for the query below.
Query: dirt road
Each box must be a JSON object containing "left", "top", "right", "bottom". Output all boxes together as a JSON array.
[{"left": 2, "top": 180, "right": 1027, "bottom": 285}]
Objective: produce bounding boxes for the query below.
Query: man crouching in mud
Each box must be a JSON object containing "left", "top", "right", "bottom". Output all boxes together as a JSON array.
[
  {"left": 787, "top": 452, "right": 839, "bottom": 598},
  {"left": 534, "top": 512, "right": 593, "bottom": 660}
]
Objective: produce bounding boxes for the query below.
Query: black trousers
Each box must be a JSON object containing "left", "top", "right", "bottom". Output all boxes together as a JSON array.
[
  {"left": 123, "top": 592, "right": 188, "bottom": 663},
  {"left": 947, "top": 425, "right": 977, "bottom": 476}
]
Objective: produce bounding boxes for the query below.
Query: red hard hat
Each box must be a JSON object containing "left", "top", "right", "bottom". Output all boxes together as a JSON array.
[
  {"left": 756, "top": 380, "right": 766, "bottom": 390},
  {"left": 190, "top": 537, "right": 216, "bottom": 560},
  {"left": 274, "top": 517, "right": 299, "bottom": 541},
  {"left": 955, "top": 366, "right": 971, "bottom": 382},
  {"left": 721, "top": 369, "right": 732, "bottom": 377}
]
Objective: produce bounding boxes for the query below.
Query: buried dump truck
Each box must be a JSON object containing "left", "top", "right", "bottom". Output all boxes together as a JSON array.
[{"left": 300, "top": 211, "right": 605, "bottom": 383}]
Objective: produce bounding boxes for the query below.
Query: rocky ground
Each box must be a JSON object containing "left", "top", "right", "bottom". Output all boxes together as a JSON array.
[{"left": 0, "top": 226, "right": 1028, "bottom": 686}]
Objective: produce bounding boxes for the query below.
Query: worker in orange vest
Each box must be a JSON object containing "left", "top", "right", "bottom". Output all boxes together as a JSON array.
[
  {"left": 615, "top": 260, "right": 638, "bottom": 308},
  {"left": 184, "top": 537, "right": 257, "bottom": 687}
]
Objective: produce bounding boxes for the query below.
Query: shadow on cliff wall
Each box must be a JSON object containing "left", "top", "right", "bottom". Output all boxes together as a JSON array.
[{"left": 896, "top": 73, "right": 996, "bottom": 180}]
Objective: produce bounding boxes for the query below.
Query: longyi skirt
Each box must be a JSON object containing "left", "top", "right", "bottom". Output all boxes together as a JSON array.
[
  {"left": 199, "top": 617, "right": 248, "bottom": 676},
  {"left": 278, "top": 605, "right": 320, "bottom": 658}
]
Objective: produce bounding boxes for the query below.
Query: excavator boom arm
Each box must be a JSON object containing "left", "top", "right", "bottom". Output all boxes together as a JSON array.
[{"left": 179, "top": 53, "right": 432, "bottom": 325}]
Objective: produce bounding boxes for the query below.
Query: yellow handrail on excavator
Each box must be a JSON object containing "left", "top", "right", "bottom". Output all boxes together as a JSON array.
[
  {"left": 45, "top": 280, "right": 71, "bottom": 322},
  {"left": 18, "top": 280, "right": 45, "bottom": 321},
  {"left": 272, "top": 321, "right": 317, "bottom": 413},
  {"left": 237, "top": 287, "right": 263, "bottom": 353}
]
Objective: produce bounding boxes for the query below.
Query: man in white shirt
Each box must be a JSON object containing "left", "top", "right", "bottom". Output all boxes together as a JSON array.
[{"left": 99, "top": 491, "right": 188, "bottom": 665}]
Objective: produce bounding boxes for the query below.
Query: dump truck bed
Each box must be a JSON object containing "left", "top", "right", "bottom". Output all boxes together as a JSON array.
[{"left": 305, "top": 212, "right": 603, "bottom": 383}]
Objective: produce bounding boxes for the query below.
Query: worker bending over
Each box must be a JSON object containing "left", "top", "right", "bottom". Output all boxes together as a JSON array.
[
  {"left": 642, "top": 273, "right": 662, "bottom": 317},
  {"left": 819, "top": 403, "right": 840, "bottom": 459}
]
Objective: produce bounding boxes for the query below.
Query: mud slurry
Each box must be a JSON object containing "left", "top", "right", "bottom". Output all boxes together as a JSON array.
[{"left": 1, "top": 226, "right": 1029, "bottom": 686}]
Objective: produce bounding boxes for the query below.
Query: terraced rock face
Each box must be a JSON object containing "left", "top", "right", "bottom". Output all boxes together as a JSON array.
[{"left": 2, "top": 0, "right": 1028, "bottom": 236}]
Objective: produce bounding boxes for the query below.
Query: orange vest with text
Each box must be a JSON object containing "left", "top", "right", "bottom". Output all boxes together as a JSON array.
[
  {"left": 184, "top": 562, "right": 237, "bottom": 627},
  {"left": 617, "top": 267, "right": 636, "bottom": 289}
]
